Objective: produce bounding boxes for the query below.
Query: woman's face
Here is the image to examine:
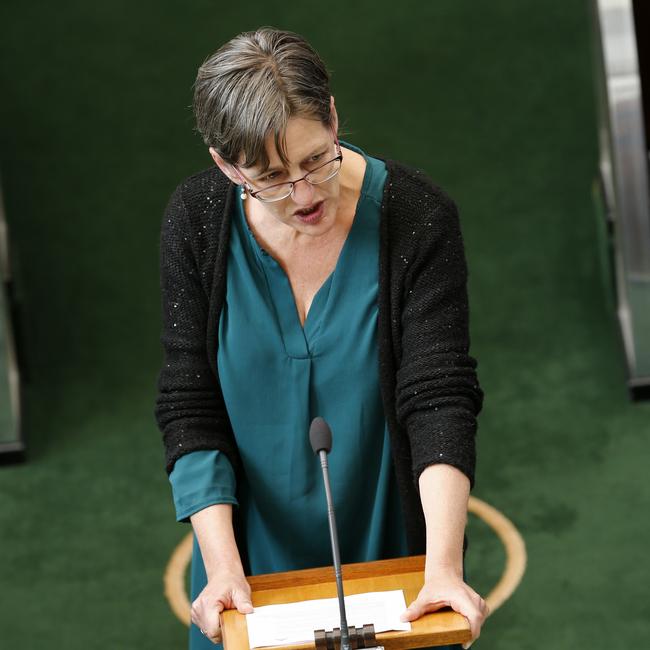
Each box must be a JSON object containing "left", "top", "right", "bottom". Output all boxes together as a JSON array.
[{"left": 213, "top": 115, "right": 343, "bottom": 237}]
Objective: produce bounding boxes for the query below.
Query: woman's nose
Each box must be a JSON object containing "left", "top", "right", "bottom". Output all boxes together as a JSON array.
[{"left": 291, "top": 179, "right": 316, "bottom": 205}]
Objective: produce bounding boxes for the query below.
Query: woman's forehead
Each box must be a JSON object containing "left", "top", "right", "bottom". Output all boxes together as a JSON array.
[{"left": 240, "top": 117, "right": 331, "bottom": 173}]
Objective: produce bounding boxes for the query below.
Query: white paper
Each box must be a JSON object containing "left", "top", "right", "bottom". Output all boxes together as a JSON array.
[{"left": 246, "top": 589, "right": 411, "bottom": 648}]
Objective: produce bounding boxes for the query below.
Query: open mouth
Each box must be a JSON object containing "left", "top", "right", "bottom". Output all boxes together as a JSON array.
[{"left": 294, "top": 201, "right": 325, "bottom": 223}]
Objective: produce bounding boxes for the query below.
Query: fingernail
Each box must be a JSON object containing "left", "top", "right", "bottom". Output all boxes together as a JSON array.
[{"left": 462, "top": 643, "right": 472, "bottom": 649}]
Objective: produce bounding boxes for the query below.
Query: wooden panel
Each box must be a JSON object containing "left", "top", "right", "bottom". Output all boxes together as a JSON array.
[{"left": 221, "top": 556, "right": 470, "bottom": 650}]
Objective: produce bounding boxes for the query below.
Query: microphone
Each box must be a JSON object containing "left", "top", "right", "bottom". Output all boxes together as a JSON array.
[
  {"left": 309, "top": 417, "right": 351, "bottom": 650},
  {"left": 309, "top": 416, "right": 332, "bottom": 454}
]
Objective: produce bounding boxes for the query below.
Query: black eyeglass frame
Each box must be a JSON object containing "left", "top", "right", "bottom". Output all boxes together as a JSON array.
[{"left": 232, "top": 138, "right": 343, "bottom": 203}]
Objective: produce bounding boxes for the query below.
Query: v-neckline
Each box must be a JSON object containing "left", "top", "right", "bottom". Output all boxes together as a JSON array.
[
  {"left": 237, "top": 145, "right": 373, "bottom": 352},
  {"left": 243, "top": 206, "right": 360, "bottom": 354}
]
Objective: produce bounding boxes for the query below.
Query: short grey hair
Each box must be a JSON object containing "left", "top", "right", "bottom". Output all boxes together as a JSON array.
[{"left": 193, "top": 27, "right": 333, "bottom": 171}]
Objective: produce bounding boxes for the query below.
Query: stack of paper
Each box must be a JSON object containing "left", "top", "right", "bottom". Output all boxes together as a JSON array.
[{"left": 246, "top": 590, "right": 411, "bottom": 648}]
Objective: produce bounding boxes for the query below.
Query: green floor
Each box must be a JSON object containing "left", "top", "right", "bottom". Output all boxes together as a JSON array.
[{"left": 1, "top": 1, "right": 649, "bottom": 648}]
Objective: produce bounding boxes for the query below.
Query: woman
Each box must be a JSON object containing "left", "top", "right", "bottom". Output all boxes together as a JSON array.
[{"left": 155, "top": 27, "right": 487, "bottom": 650}]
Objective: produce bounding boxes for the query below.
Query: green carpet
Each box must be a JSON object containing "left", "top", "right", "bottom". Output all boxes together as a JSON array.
[{"left": 1, "top": 1, "right": 649, "bottom": 648}]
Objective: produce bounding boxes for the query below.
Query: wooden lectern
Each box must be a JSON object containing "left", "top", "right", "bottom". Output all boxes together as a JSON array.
[{"left": 221, "top": 555, "right": 470, "bottom": 650}]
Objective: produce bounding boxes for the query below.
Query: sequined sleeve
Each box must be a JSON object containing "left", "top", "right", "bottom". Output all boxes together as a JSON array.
[
  {"left": 155, "top": 183, "right": 239, "bottom": 475},
  {"left": 393, "top": 179, "right": 483, "bottom": 487}
]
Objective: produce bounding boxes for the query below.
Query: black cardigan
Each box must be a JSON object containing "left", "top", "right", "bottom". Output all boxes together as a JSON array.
[{"left": 155, "top": 158, "right": 483, "bottom": 557}]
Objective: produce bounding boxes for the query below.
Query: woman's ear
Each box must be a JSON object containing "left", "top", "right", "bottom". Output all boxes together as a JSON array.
[{"left": 209, "top": 147, "right": 241, "bottom": 185}]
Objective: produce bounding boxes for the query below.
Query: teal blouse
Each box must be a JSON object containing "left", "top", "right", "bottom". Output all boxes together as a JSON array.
[{"left": 170, "top": 142, "right": 409, "bottom": 647}]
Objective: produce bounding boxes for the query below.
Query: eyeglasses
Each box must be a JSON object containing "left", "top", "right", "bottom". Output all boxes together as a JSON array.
[{"left": 233, "top": 139, "right": 343, "bottom": 203}]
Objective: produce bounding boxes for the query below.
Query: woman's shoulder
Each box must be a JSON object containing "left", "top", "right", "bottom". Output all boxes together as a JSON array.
[
  {"left": 162, "top": 166, "right": 232, "bottom": 240},
  {"left": 379, "top": 160, "right": 469, "bottom": 306},
  {"left": 382, "top": 158, "right": 461, "bottom": 239},
  {"left": 169, "top": 165, "right": 232, "bottom": 214},
  {"left": 384, "top": 159, "right": 458, "bottom": 214},
  {"left": 160, "top": 166, "right": 234, "bottom": 281}
]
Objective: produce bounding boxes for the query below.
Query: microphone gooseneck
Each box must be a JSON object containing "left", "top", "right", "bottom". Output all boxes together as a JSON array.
[{"left": 309, "top": 417, "right": 350, "bottom": 650}]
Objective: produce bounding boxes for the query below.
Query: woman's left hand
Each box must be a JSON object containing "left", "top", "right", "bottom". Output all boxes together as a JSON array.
[{"left": 400, "top": 569, "right": 489, "bottom": 649}]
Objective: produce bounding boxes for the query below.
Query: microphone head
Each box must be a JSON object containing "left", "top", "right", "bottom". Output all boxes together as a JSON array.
[{"left": 309, "top": 417, "right": 332, "bottom": 454}]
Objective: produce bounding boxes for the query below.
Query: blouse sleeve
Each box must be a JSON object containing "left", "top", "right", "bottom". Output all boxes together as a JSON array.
[{"left": 169, "top": 450, "right": 238, "bottom": 522}]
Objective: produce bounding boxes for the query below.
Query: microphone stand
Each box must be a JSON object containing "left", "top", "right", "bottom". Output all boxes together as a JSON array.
[
  {"left": 317, "top": 447, "right": 351, "bottom": 650},
  {"left": 310, "top": 417, "right": 382, "bottom": 650}
]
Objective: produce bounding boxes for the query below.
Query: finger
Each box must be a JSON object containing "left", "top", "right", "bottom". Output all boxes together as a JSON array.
[
  {"left": 191, "top": 600, "right": 208, "bottom": 629},
  {"left": 467, "top": 592, "right": 489, "bottom": 626},
  {"left": 448, "top": 593, "right": 483, "bottom": 641},
  {"left": 400, "top": 598, "right": 423, "bottom": 622},
  {"left": 400, "top": 596, "right": 448, "bottom": 622},
  {"left": 233, "top": 590, "right": 254, "bottom": 614},
  {"left": 200, "top": 623, "right": 221, "bottom": 644},
  {"left": 204, "top": 621, "right": 222, "bottom": 645},
  {"left": 198, "top": 625, "right": 221, "bottom": 645},
  {"left": 467, "top": 589, "right": 487, "bottom": 615},
  {"left": 235, "top": 598, "right": 254, "bottom": 614},
  {"left": 201, "top": 602, "right": 224, "bottom": 643}
]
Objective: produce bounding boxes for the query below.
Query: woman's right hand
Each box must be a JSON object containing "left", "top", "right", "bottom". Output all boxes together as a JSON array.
[{"left": 191, "top": 568, "right": 254, "bottom": 644}]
